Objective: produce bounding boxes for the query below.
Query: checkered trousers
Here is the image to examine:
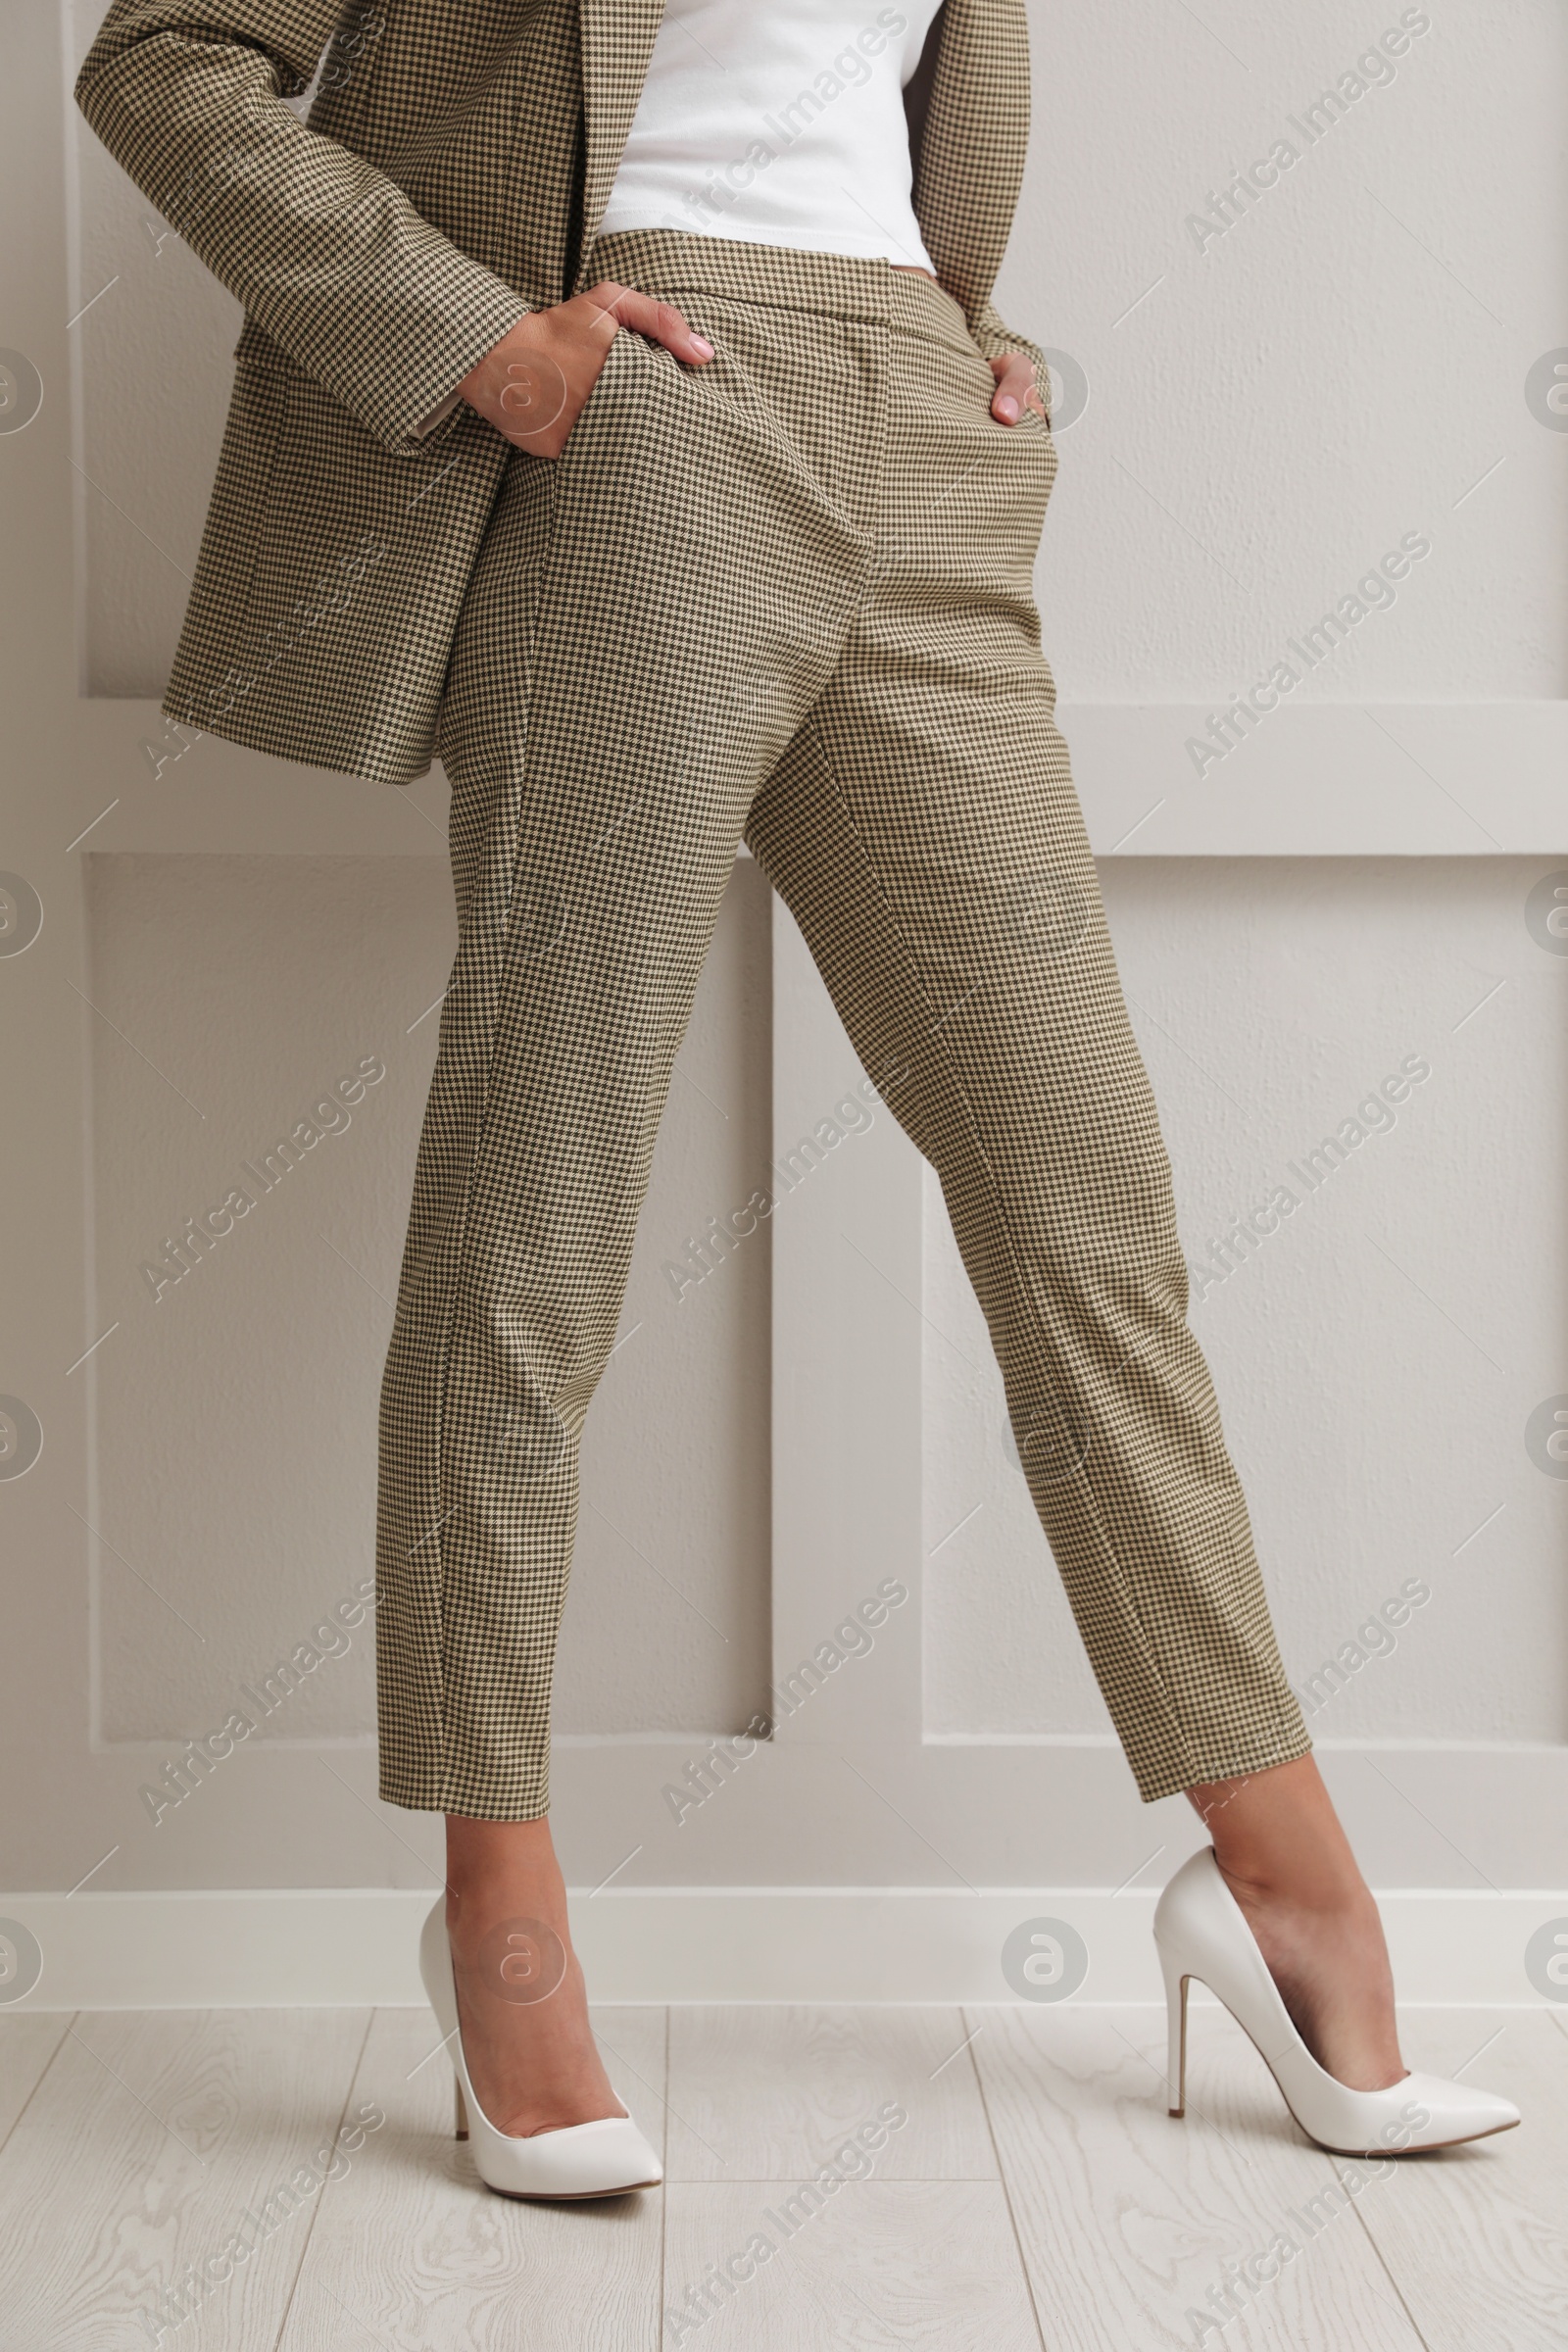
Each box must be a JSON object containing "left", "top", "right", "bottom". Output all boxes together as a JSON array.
[{"left": 374, "top": 229, "right": 1311, "bottom": 1820}]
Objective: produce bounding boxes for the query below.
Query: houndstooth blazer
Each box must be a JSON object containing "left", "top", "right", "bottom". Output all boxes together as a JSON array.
[{"left": 77, "top": 0, "right": 1049, "bottom": 786}]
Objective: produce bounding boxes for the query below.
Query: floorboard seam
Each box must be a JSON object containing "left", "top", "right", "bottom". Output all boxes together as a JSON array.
[
  {"left": 958, "top": 2004, "right": 1052, "bottom": 2351},
  {"left": 269, "top": 2005, "right": 376, "bottom": 2352}
]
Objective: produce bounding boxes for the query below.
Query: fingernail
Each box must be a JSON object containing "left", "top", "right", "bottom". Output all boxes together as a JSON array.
[
  {"left": 691, "top": 335, "right": 714, "bottom": 358},
  {"left": 998, "top": 396, "right": 1018, "bottom": 421}
]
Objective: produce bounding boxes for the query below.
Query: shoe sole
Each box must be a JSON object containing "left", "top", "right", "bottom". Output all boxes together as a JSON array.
[
  {"left": 1311, "top": 2119, "right": 1519, "bottom": 2156},
  {"left": 483, "top": 2177, "right": 663, "bottom": 2201}
]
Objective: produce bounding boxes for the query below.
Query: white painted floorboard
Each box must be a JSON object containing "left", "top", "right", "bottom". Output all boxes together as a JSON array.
[
  {"left": 1346, "top": 2010, "right": 1568, "bottom": 2352},
  {"left": 0, "top": 2008, "right": 372, "bottom": 2351},
  {"left": 278, "top": 2006, "right": 666, "bottom": 2352},
  {"left": 970, "top": 2002, "right": 1429, "bottom": 2350},
  {"left": 2, "top": 2005, "right": 1562, "bottom": 2350},
  {"left": 662, "top": 2004, "right": 998, "bottom": 2180}
]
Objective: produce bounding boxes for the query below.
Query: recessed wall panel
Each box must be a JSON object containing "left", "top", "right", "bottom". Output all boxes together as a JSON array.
[
  {"left": 923, "top": 859, "right": 1568, "bottom": 1747},
  {"left": 86, "top": 852, "right": 771, "bottom": 1745}
]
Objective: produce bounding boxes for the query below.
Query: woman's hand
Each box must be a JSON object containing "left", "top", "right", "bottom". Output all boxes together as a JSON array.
[
  {"left": 457, "top": 281, "right": 714, "bottom": 458},
  {"left": 988, "top": 350, "right": 1048, "bottom": 426}
]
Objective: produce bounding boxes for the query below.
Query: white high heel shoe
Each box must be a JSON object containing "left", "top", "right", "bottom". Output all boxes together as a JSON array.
[
  {"left": 419, "top": 1895, "right": 663, "bottom": 2198},
  {"left": 1153, "top": 1847, "right": 1520, "bottom": 2155}
]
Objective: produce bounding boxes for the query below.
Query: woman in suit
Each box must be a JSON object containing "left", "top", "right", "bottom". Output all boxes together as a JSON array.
[{"left": 77, "top": 0, "right": 1515, "bottom": 2196}]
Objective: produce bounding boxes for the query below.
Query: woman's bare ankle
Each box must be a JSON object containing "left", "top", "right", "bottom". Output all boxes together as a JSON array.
[
  {"left": 1183, "top": 1757, "right": 1406, "bottom": 2088},
  {"left": 446, "top": 1812, "right": 564, "bottom": 1915},
  {"left": 442, "top": 1811, "right": 621, "bottom": 2136}
]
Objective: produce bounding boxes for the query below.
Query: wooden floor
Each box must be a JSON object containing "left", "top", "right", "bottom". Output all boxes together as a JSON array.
[{"left": 2, "top": 2000, "right": 1564, "bottom": 2349}]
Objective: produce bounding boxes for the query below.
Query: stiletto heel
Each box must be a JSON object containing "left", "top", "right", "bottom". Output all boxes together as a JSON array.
[
  {"left": 1152, "top": 1847, "right": 1519, "bottom": 2155},
  {"left": 420, "top": 1895, "right": 662, "bottom": 2198},
  {"left": 1160, "top": 1945, "right": 1189, "bottom": 2119}
]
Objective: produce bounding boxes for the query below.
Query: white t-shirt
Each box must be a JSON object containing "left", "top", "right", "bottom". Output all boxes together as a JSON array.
[
  {"left": 414, "top": 3, "right": 944, "bottom": 436},
  {"left": 600, "top": 0, "right": 945, "bottom": 270}
]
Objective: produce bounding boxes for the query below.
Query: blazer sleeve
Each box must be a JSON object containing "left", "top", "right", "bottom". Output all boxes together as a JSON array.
[
  {"left": 74, "top": 0, "right": 530, "bottom": 456},
  {"left": 968, "top": 301, "right": 1052, "bottom": 416}
]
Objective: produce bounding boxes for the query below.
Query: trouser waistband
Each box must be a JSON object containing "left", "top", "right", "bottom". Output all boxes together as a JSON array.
[{"left": 579, "top": 226, "right": 979, "bottom": 353}]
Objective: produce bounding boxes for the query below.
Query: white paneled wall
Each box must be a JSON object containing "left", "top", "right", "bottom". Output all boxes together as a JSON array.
[
  {"left": 994, "top": 0, "right": 1567, "bottom": 704},
  {"left": 0, "top": 0, "right": 1560, "bottom": 1968},
  {"left": 924, "top": 858, "right": 1568, "bottom": 1747},
  {"left": 85, "top": 852, "right": 771, "bottom": 1746}
]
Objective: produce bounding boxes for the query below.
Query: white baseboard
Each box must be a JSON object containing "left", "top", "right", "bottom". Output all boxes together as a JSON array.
[{"left": 3, "top": 1886, "right": 1566, "bottom": 2009}]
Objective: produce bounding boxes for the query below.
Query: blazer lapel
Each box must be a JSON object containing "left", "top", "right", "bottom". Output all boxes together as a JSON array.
[{"left": 574, "top": 0, "right": 667, "bottom": 283}]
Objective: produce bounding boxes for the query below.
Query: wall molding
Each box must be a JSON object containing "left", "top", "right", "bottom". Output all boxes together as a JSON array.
[
  {"left": 3, "top": 1886, "right": 1563, "bottom": 2009},
  {"left": 73, "top": 700, "right": 1568, "bottom": 858},
  {"left": 1059, "top": 702, "right": 1568, "bottom": 857}
]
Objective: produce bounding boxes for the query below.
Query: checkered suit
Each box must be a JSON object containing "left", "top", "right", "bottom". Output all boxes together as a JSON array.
[
  {"left": 77, "top": 8, "right": 1311, "bottom": 1819},
  {"left": 76, "top": 0, "right": 1050, "bottom": 784}
]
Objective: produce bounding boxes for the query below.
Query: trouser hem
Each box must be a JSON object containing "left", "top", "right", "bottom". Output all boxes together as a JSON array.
[
  {"left": 377, "top": 1773, "right": 553, "bottom": 1822},
  {"left": 1132, "top": 1724, "right": 1315, "bottom": 1807}
]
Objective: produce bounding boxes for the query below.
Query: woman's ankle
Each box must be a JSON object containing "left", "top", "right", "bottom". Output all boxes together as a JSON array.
[
  {"left": 443, "top": 1809, "right": 580, "bottom": 2004},
  {"left": 1216, "top": 1853, "right": 1375, "bottom": 1920},
  {"left": 1189, "top": 1755, "right": 1368, "bottom": 1908},
  {"left": 446, "top": 1811, "right": 565, "bottom": 1898}
]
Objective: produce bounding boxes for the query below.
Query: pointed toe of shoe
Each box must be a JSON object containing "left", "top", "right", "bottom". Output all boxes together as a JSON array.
[
  {"left": 473, "top": 2113, "right": 663, "bottom": 2200},
  {"left": 1396, "top": 2072, "right": 1521, "bottom": 2151}
]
